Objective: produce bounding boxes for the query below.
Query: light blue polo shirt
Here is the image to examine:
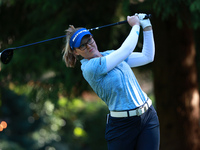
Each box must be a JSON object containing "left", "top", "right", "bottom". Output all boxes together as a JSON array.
[{"left": 81, "top": 50, "right": 148, "bottom": 111}]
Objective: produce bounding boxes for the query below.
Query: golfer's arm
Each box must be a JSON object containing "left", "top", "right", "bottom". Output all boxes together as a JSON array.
[
  {"left": 105, "top": 25, "right": 140, "bottom": 72},
  {"left": 126, "top": 30, "right": 155, "bottom": 67}
]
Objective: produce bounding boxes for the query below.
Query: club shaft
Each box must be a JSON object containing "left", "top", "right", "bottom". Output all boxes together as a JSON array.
[
  {"left": 88, "top": 14, "right": 151, "bottom": 31},
  {"left": 3, "top": 35, "right": 66, "bottom": 51},
  {"left": 89, "top": 20, "right": 127, "bottom": 31},
  {"left": 1, "top": 14, "right": 151, "bottom": 52}
]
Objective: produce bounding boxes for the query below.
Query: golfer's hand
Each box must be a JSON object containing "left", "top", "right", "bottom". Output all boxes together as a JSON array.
[
  {"left": 127, "top": 15, "right": 140, "bottom": 27},
  {"left": 136, "top": 13, "right": 152, "bottom": 29}
]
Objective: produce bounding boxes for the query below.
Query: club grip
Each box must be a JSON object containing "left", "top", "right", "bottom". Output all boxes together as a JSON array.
[
  {"left": 119, "top": 14, "right": 151, "bottom": 24},
  {"left": 143, "top": 14, "right": 151, "bottom": 19},
  {"left": 116, "top": 14, "right": 151, "bottom": 25}
]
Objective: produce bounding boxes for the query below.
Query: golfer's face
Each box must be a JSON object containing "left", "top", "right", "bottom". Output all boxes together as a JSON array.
[{"left": 75, "top": 35, "right": 98, "bottom": 59}]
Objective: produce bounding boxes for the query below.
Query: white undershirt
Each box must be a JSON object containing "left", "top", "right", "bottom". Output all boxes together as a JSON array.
[{"left": 105, "top": 25, "right": 155, "bottom": 72}]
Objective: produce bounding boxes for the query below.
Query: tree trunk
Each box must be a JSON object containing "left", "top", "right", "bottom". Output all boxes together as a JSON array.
[{"left": 153, "top": 16, "right": 200, "bottom": 150}]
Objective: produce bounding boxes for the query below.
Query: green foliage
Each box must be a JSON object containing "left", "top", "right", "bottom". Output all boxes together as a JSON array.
[
  {"left": 153, "top": 0, "right": 200, "bottom": 28},
  {"left": 0, "top": 140, "right": 24, "bottom": 150},
  {"left": 0, "top": 88, "right": 43, "bottom": 150},
  {"left": 0, "top": 86, "right": 108, "bottom": 150},
  {"left": 56, "top": 97, "right": 109, "bottom": 150},
  {"left": 189, "top": 0, "right": 200, "bottom": 28}
]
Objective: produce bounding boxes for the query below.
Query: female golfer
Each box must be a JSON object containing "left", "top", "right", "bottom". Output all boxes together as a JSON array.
[{"left": 63, "top": 14, "right": 160, "bottom": 150}]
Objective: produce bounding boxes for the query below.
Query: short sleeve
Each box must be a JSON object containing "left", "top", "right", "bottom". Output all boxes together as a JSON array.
[{"left": 81, "top": 56, "right": 107, "bottom": 82}]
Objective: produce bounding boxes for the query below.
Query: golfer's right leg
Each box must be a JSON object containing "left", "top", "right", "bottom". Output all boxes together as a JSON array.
[{"left": 105, "top": 114, "right": 140, "bottom": 150}]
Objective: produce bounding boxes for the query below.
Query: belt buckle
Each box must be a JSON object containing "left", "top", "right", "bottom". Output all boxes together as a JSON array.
[{"left": 136, "top": 109, "right": 142, "bottom": 116}]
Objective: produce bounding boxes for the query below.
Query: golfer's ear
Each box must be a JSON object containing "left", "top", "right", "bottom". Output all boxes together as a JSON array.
[{"left": 73, "top": 49, "right": 79, "bottom": 56}]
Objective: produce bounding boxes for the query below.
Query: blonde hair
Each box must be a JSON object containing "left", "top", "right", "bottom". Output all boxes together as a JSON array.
[{"left": 62, "top": 25, "right": 83, "bottom": 67}]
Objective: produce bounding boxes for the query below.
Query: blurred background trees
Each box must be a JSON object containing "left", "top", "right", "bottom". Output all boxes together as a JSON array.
[
  {"left": 151, "top": 0, "right": 200, "bottom": 149},
  {"left": 0, "top": 0, "right": 199, "bottom": 150}
]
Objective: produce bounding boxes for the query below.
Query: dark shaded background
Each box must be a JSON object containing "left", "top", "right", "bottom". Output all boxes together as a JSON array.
[{"left": 0, "top": 0, "right": 200, "bottom": 150}]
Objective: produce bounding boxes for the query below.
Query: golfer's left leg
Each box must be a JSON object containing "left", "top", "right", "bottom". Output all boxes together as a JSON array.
[
  {"left": 136, "top": 106, "right": 160, "bottom": 150},
  {"left": 136, "top": 125, "right": 160, "bottom": 150}
]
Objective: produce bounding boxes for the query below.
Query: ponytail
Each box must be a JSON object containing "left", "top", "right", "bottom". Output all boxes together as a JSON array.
[{"left": 62, "top": 25, "right": 82, "bottom": 67}]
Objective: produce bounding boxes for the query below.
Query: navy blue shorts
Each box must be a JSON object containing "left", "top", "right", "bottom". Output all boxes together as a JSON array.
[{"left": 105, "top": 105, "right": 160, "bottom": 150}]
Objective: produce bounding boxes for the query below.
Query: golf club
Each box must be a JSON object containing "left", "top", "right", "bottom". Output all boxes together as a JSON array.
[
  {"left": 0, "top": 48, "right": 14, "bottom": 64},
  {"left": 0, "top": 14, "right": 151, "bottom": 64}
]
